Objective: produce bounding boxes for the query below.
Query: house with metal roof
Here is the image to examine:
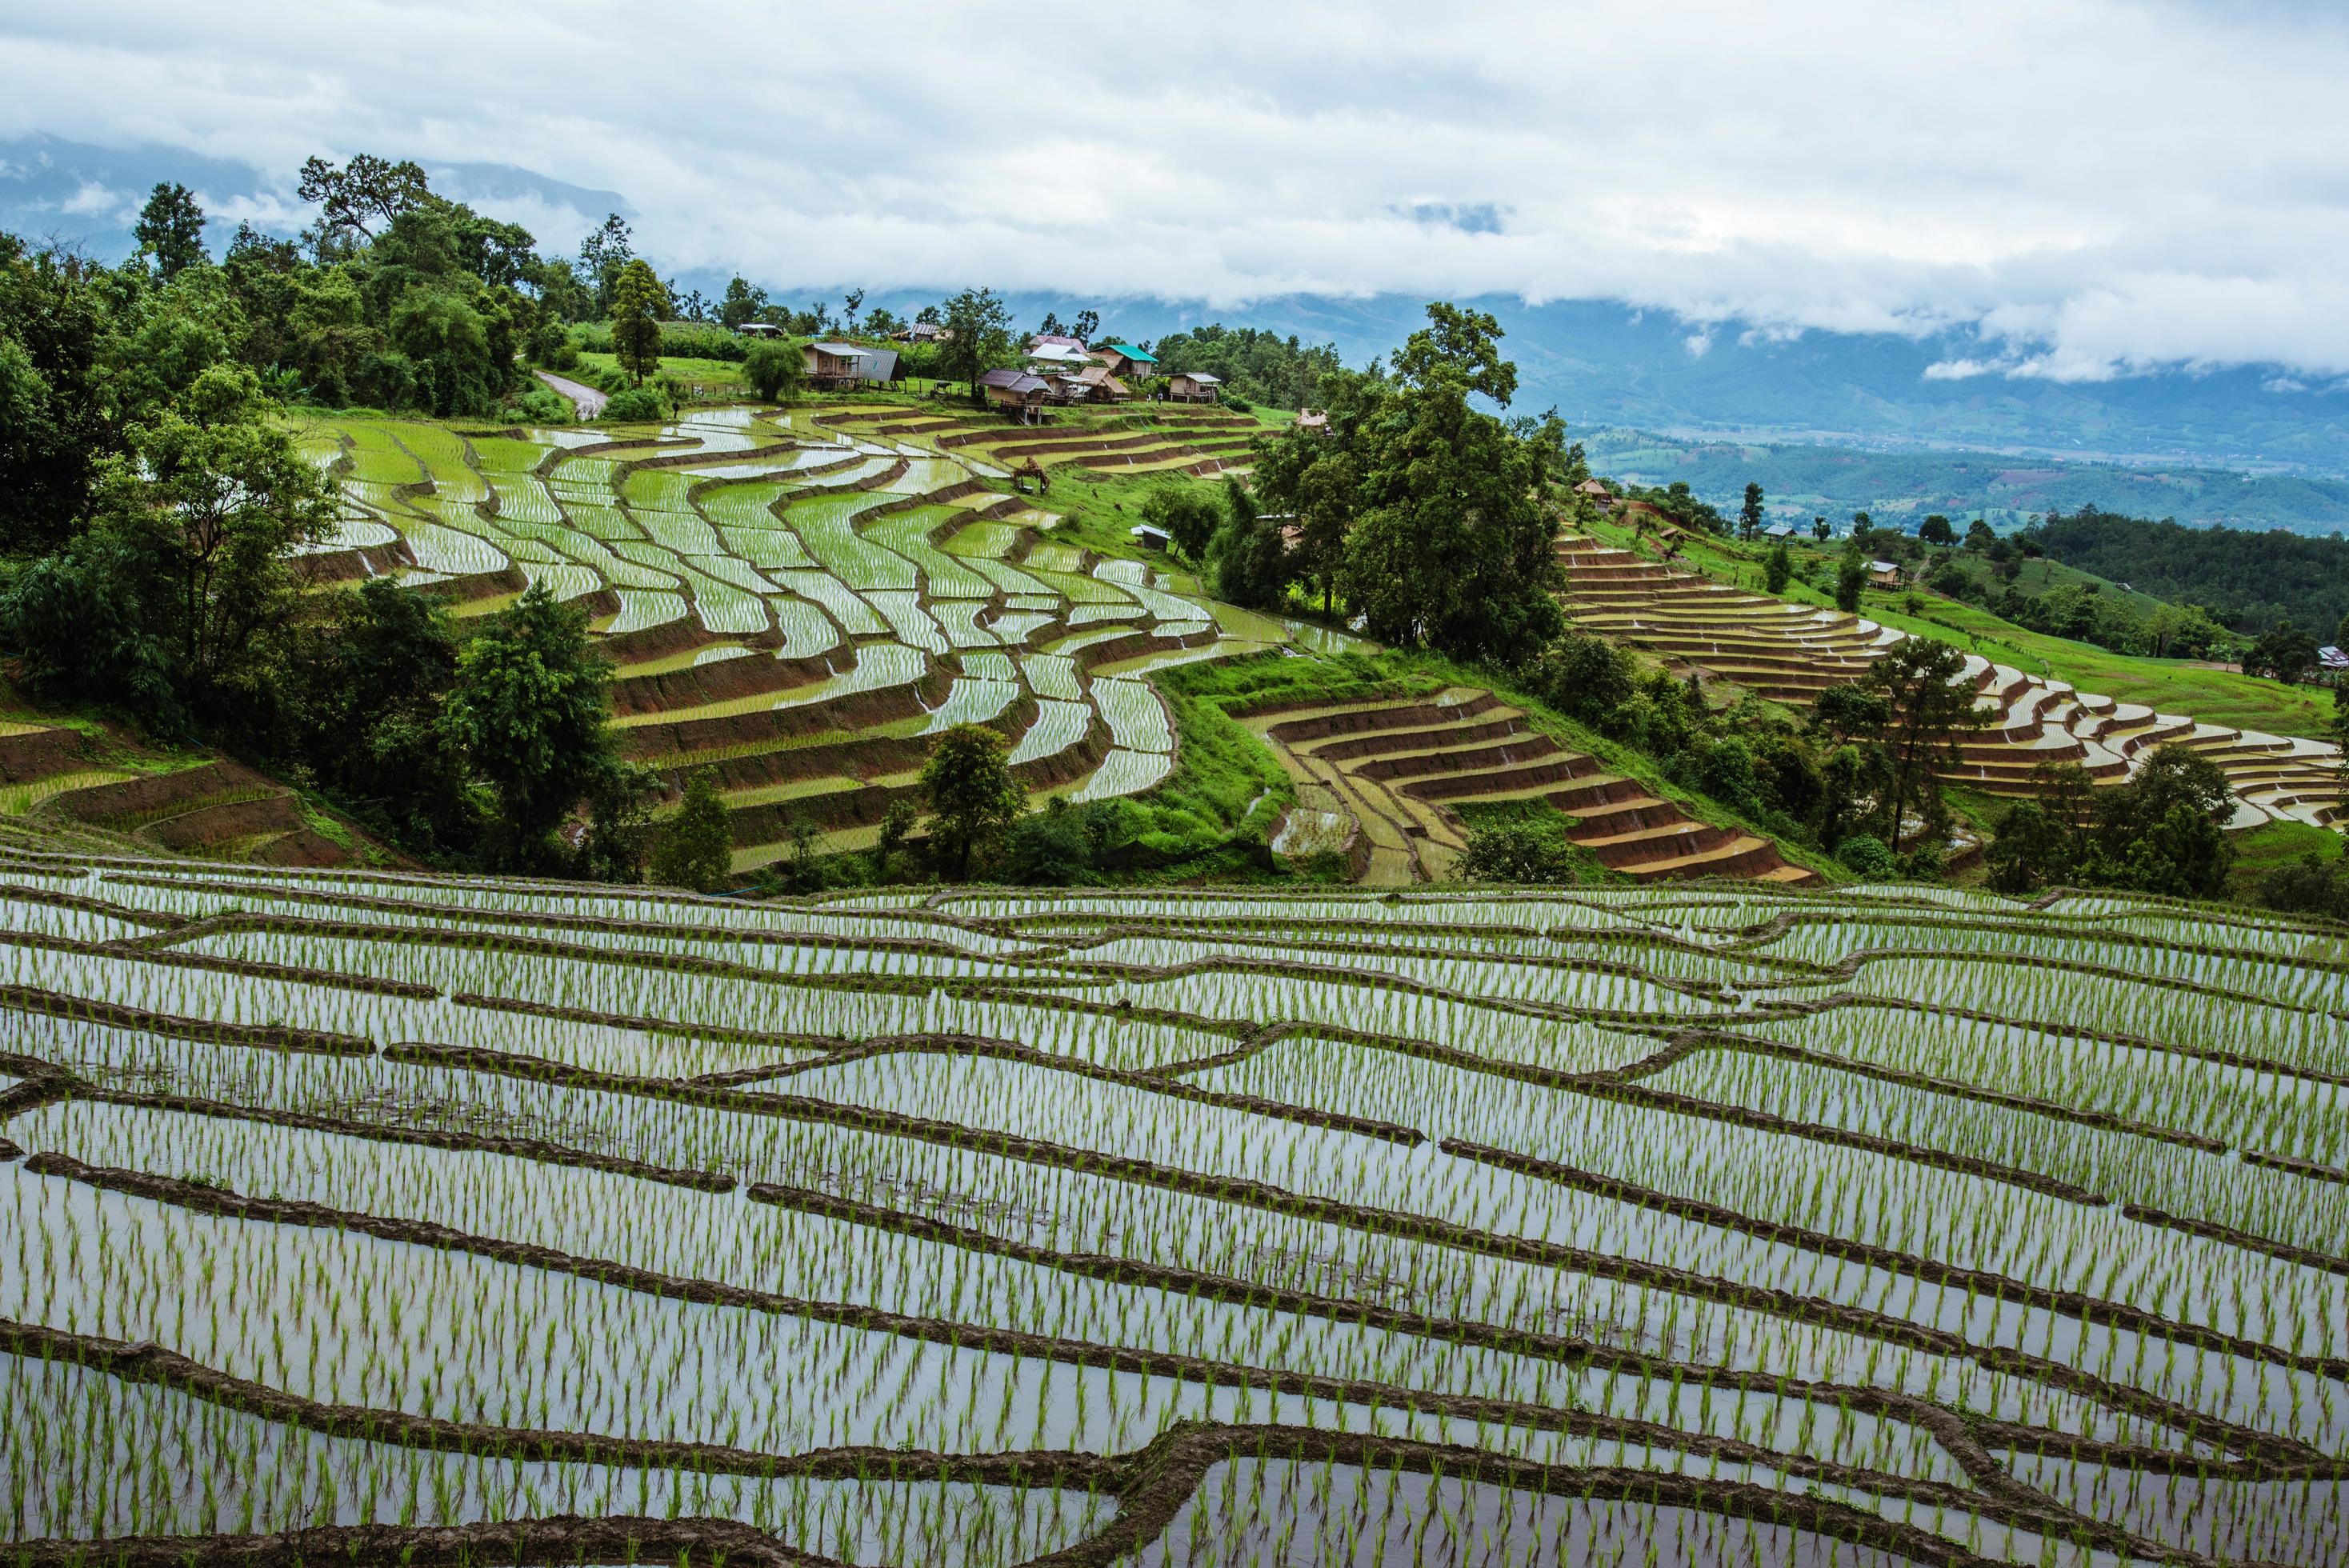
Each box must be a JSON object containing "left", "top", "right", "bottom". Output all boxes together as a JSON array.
[
  {"left": 802, "top": 342, "right": 900, "bottom": 389},
  {"left": 1026, "top": 342, "right": 1094, "bottom": 370},
  {"left": 978, "top": 368, "right": 1051, "bottom": 420},
  {"left": 1167, "top": 371, "right": 1222, "bottom": 403},
  {"left": 1094, "top": 343, "right": 1158, "bottom": 381},
  {"left": 1762, "top": 522, "right": 1796, "bottom": 539}
]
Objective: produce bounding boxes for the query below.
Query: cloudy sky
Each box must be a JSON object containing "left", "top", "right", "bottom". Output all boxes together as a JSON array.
[{"left": 4, "top": 0, "right": 2347, "bottom": 382}]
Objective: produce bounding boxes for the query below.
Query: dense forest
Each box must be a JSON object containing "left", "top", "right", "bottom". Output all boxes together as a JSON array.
[
  {"left": 1140, "top": 324, "right": 1343, "bottom": 412},
  {"left": 2025, "top": 507, "right": 2349, "bottom": 642}
]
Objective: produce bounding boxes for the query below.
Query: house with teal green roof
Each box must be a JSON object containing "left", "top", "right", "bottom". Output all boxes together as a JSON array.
[{"left": 1094, "top": 343, "right": 1157, "bottom": 381}]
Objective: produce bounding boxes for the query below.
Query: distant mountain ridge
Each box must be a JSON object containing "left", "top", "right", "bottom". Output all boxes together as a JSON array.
[{"left": 14, "top": 138, "right": 2349, "bottom": 481}]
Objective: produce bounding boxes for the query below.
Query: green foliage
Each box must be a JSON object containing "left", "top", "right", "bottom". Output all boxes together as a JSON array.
[
  {"left": 2243, "top": 619, "right": 2319, "bottom": 684},
  {"left": 2259, "top": 854, "right": 2349, "bottom": 922},
  {"left": 1006, "top": 797, "right": 1095, "bottom": 886},
  {"left": 1866, "top": 636, "right": 1980, "bottom": 854},
  {"left": 1138, "top": 485, "right": 1223, "bottom": 561},
  {"left": 651, "top": 770, "right": 734, "bottom": 893},
  {"left": 1738, "top": 482, "right": 1765, "bottom": 541},
  {"left": 1836, "top": 833, "right": 1896, "bottom": 877},
  {"left": 1319, "top": 305, "right": 1563, "bottom": 659},
  {"left": 1985, "top": 746, "right": 2235, "bottom": 898},
  {"left": 1835, "top": 554, "right": 1866, "bottom": 612},
  {"left": 873, "top": 796, "right": 920, "bottom": 883},
  {"left": 0, "top": 362, "right": 335, "bottom": 732},
  {"left": 440, "top": 585, "right": 622, "bottom": 874},
  {"left": 1143, "top": 323, "right": 1339, "bottom": 410},
  {"left": 1521, "top": 630, "right": 1636, "bottom": 724},
  {"left": 1455, "top": 815, "right": 1583, "bottom": 884},
  {"left": 608, "top": 259, "right": 666, "bottom": 387},
  {"left": 1204, "top": 480, "right": 1292, "bottom": 609},
  {"left": 600, "top": 383, "right": 674, "bottom": 422},
  {"left": 2028, "top": 505, "right": 2349, "bottom": 636},
  {"left": 134, "top": 183, "right": 207, "bottom": 280},
  {"left": 1763, "top": 540, "right": 1791, "bottom": 594},
  {"left": 919, "top": 722, "right": 1025, "bottom": 882},
  {"left": 938, "top": 288, "right": 1016, "bottom": 402},
  {"left": 741, "top": 338, "right": 806, "bottom": 403}
]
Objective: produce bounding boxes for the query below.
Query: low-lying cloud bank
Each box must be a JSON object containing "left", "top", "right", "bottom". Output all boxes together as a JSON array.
[{"left": 5, "top": 0, "right": 2347, "bottom": 386}]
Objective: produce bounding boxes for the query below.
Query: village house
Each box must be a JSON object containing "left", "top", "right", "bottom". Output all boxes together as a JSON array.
[
  {"left": 1026, "top": 341, "right": 1094, "bottom": 372},
  {"left": 1073, "top": 364, "right": 1130, "bottom": 403},
  {"left": 1868, "top": 558, "right": 1904, "bottom": 588},
  {"left": 801, "top": 341, "right": 900, "bottom": 389},
  {"left": 1094, "top": 342, "right": 1158, "bottom": 382},
  {"left": 1166, "top": 371, "right": 1222, "bottom": 404},
  {"left": 1762, "top": 522, "right": 1796, "bottom": 540},
  {"left": 977, "top": 368, "right": 1050, "bottom": 421},
  {"left": 1574, "top": 478, "right": 1615, "bottom": 503}
]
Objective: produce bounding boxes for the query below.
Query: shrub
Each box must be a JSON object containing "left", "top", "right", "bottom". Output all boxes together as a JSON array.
[
  {"left": 1837, "top": 833, "right": 1896, "bottom": 877},
  {"left": 1005, "top": 798, "right": 1093, "bottom": 886},
  {"left": 2260, "top": 854, "right": 2349, "bottom": 921},
  {"left": 650, "top": 770, "right": 733, "bottom": 894},
  {"left": 1455, "top": 818, "right": 1581, "bottom": 884},
  {"left": 500, "top": 384, "right": 572, "bottom": 426},
  {"left": 742, "top": 340, "right": 806, "bottom": 403},
  {"left": 601, "top": 384, "right": 674, "bottom": 422}
]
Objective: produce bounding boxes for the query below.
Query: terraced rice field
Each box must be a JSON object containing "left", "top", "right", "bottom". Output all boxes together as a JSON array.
[
  {"left": 292, "top": 406, "right": 1323, "bottom": 870},
  {"left": 1247, "top": 687, "right": 1811, "bottom": 886},
  {"left": 1559, "top": 536, "right": 2347, "bottom": 830},
  {"left": 2, "top": 853, "right": 2345, "bottom": 1564}
]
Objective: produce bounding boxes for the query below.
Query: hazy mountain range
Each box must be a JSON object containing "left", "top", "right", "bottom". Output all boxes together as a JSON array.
[{"left": 14, "top": 136, "right": 2349, "bottom": 515}]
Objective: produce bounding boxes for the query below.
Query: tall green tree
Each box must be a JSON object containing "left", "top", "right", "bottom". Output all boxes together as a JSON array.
[
  {"left": 1, "top": 362, "right": 335, "bottom": 729},
  {"left": 578, "top": 214, "right": 634, "bottom": 315},
  {"left": 719, "top": 276, "right": 767, "bottom": 329},
  {"left": 440, "top": 584, "right": 622, "bottom": 873},
  {"left": 938, "top": 288, "right": 1015, "bottom": 402},
  {"left": 1763, "top": 541, "right": 1791, "bottom": 594},
  {"left": 608, "top": 259, "right": 667, "bottom": 387},
  {"left": 1739, "top": 482, "right": 1765, "bottom": 542},
  {"left": 1835, "top": 551, "right": 1867, "bottom": 613},
  {"left": 651, "top": 769, "right": 734, "bottom": 893},
  {"left": 134, "top": 183, "right": 207, "bottom": 279},
  {"left": 1331, "top": 304, "right": 1561, "bottom": 659},
  {"left": 298, "top": 154, "right": 430, "bottom": 254},
  {"left": 1865, "top": 636, "right": 1982, "bottom": 854},
  {"left": 920, "top": 722, "right": 1024, "bottom": 882}
]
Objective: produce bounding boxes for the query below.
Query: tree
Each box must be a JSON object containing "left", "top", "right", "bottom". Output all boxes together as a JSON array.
[
  {"left": 1739, "top": 482, "right": 1765, "bottom": 542},
  {"left": 2, "top": 362, "right": 336, "bottom": 729},
  {"left": 134, "top": 183, "right": 206, "bottom": 279},
  {"left": 2243, "top": 619, "right": 2318, "bottom": 683},
  {"left": 1919, "top": 514, "right": 1955, "bottom": 548},
  {"left": 1763, "top": 541, "right": 1791, "bottom": 594},
  {"left": 1964, "top": 518, "right": 1996, "bottom": 550},
  {"left": 1866, "top": 636, "right": 1981, "bottom": 853},
  {"left": 1456, "top": 817, "right": 1579, "bottom": 883},
  {"left": 1985, "top": 799, "right": 2078, "bottom": 894},
  {"left": 1205, "top": 478, "right": 1294, "bottom": 610},
  {"left": 2260, "top": 854, "right": 2349, "bottom": 921},
  {"left": 938, "top": 288, "right": 1015, "bottom": 402},
  {"left": 578, "top": 214, "right": 634, "bottom": 314},
  {"left": 440, "top": 585, "right": 622, "bottom": 873},
  {"left": 651, "top": 769, "right": 734, "bottom": 893},
  {"left": 874, "top": 796, "right": 920, "bottom": 882},
  {"left": 842, "top": 288, "right": 865, "bottom": 334},
  {"left": 1524, "top": 630, "right": 1635, "bottom": 724},
  {"left": 608, "top": 259, "right": 666, "bottom": 387},
  {"left": 742, "top": 338, "right": 806, "bottom": 403},
  {"left": 1812, "top": 516, "right": 1830, "bottom": 542},
  {"left": 719, "top": 275, "right": 767, "bottom": 330},
  {"left": 1006, "top": 797, "right": 1094, "bottom": 885},
  {"left": 1835, "top": 554, "right": 1867, "bottom": 613},
  {"left": 1331, "top": 304, "right": 1560, "bottom": 659},
  {"left": 1072, "top": 309, "right": 1098, "bottom": 343},
  {"left": 297, "top": 154, "right": 429, "bottom": 253},
  {"left": 1139, "top": 485, "right": 1222, "bottom": 560},
  {"left": 920, "top": 723, "right": 1024, "bottom": 882}
]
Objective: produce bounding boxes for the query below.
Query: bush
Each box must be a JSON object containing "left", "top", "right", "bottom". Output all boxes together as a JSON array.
[
  {"left": 1455, "top": 818, "right": 1581, "bottom": 884},
  {"left": 1837, "top": 833, "right": 1896, "bottom": 877},
  {"left": 742, "top": 339, "right": 806, "bottom": 403},
  {"left": 499, "top": 384, "right": 572, "bottom": 425},
  {"left": 1005, "top": 798, "right": 1093, "bottom": 886},
  {"left": 650, "top": 770, "right": 733, "bottom": 893},
  {"left": 2260, "top": 854, "right": 2349, "bottom": 921},
  {"left": 601, "top": 384, "right": 674, "bottom": 422}
]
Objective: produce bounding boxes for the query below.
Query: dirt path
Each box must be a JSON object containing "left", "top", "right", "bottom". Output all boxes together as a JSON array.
[{"left": 534, "top": 370, "right": 608, "bottom": 419}]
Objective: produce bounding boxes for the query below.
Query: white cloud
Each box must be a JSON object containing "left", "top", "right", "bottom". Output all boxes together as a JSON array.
[
  {"left": 2, "top": 1, "right": 2346, "bottom": 378},
  {"left": 58, "top": 178, "right": 122, "bottom": 216}
]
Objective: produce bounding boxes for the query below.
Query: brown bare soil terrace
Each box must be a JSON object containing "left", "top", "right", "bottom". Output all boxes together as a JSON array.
[{"left": 2, "top": 850, "right": 2345, "bottom": 1563}]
